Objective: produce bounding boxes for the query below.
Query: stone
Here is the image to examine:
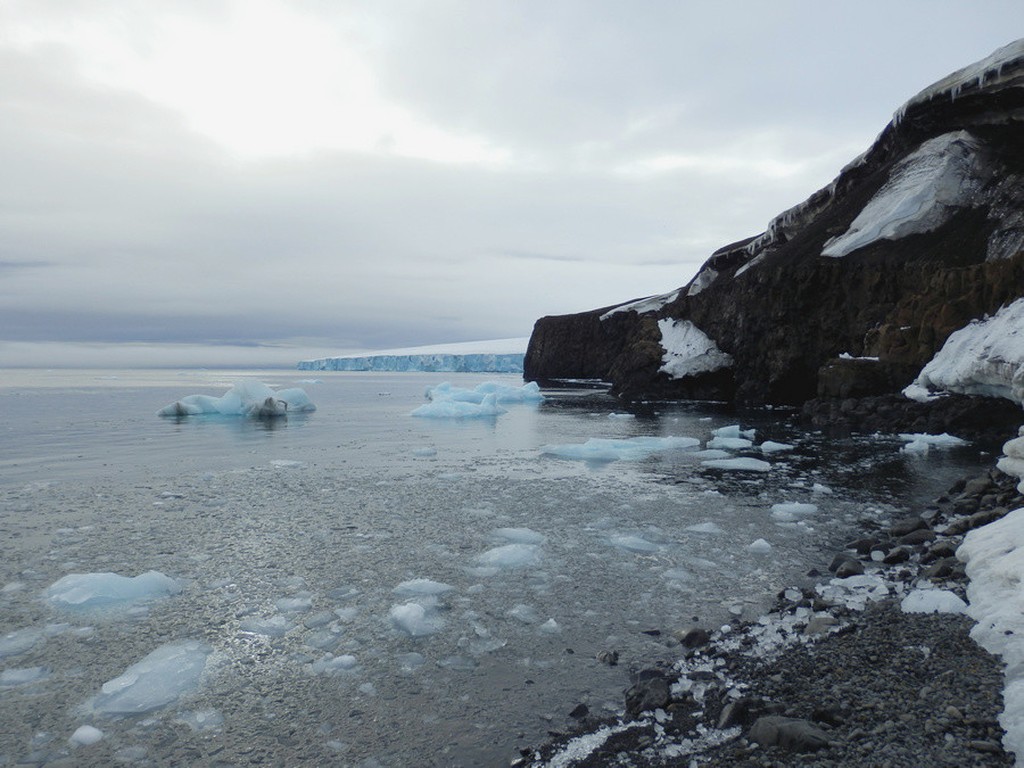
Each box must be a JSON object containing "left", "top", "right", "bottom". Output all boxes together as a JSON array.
[
  {"left": 624, "top": 675, "right": 671, "bottom": 717},
  {"left": 676, "top": 627, "right": 711, "bottom": 649},
  {"left": 748, "top": 716, "right": 831, "bottom": 752},
  {"left": 889, "top": 517, "right": 929, "bottom": 537},
  {"left": 898, "top": 529, "right": 936, "bottom": 546}
]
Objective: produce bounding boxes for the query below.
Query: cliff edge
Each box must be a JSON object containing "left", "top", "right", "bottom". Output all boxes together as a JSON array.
[{"left": 525, "top": 40, "right": 1024, "bottom": 407}]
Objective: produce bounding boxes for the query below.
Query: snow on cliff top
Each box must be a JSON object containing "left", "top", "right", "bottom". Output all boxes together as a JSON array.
[{"left": 895, "top": 38, "right": 1024, "bottom": 123}]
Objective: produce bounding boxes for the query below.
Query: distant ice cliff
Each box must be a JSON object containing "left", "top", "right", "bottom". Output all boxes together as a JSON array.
[{"left": 298, "top": 338, "right": 528, "bottom": 373}]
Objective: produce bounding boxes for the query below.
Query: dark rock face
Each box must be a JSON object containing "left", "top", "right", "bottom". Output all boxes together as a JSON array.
[{"left": 525, "top": 42, "right": 1024, "bottom": 407}]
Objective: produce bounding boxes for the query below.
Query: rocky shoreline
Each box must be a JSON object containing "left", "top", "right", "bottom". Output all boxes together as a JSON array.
[{"left": 519, "top": 425, "right": 1023, "bottom": 767}]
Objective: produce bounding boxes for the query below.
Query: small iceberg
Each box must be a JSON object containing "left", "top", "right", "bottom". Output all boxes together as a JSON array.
[
  {"left": 45, "top": 571, "right": 182, "bottom": 611},
  {"left": 89, "top": 640, "right": 211, "bottom": 714},
  {"left": 157, "top": 381, "right": 316, "bottom": 418},
  {"left": 411, "top": 393, "right": 507, "bottom": 419}
]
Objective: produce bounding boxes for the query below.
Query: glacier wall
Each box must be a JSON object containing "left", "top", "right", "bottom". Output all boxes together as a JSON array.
[{"left": 298, "top": 352, "right": 525, "bottom": 373}]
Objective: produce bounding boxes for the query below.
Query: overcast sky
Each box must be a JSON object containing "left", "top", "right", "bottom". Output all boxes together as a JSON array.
[{"left": 0, "top": 1, "right": 1020, "bottom": 367}]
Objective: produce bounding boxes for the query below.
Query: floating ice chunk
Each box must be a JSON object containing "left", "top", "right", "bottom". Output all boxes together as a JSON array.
[
  {"left": 507, "top": 604, "right": 539, "bottom": 624},
  {"left": 706, "top": 436, "right": 753, "bottom": 451},
  {"left": 538, "top": 618, "right": 561, "bottom": 634},
  {"left": 746, "top": 539, "right": 772, "bottom": 554},
  {"left": 713, "top": 425, "right": 757, "bottom": 440},
  {"left": 901, "top": 589, "right": 967, "bottom": 614},
  {"left": 69, "top": 725, "right": 104, "bottom": 746},
  {"left": 770, "top": 503, "right": 818, "bottom": 522},
  {"left": 412, "top": 447, "right": 437, "bottom": 457},
  {"left": 311, "top": 654, "right": 359, "bottom": 675},
  {"left": 396, "top": 652, "right": 426, "bottom": 671},
  {"left": 91, "top": 640, "right": 210, "bottom": 714},
  {"left": 694, "top": 449, "right": 731, "bottom": 460},
  {"left": 608, "top": 413, "right": 635, "bottom": 420},
  {"left": 662, "top": 568, "right": 692, "bottom": 581},
  {"left": 239, "top": 615, "right": 294, "bottom": 637},
  {"left": 475, "top": 543, "right": 541, "bottom": 568},
  {"left": 759, "top": 441, "right": 795, "bottom": 453},
  {"left": 411, "top": 393, "right": 506, "bottom": 419},
  {"left": 610, "top": 534, "right": 660, "bottom": 553},
  {"left": 898, "top": 433, "right": 968, "bottom": 455},
  {"left": 701, "top": 457, "right": 771, "bottom": 472},
  {"left": 275, "top": 596, "right": 313, "bottom": 613},
  {"left": 902, "top": 383, "right": 941, "bottom": 403},
  {"left": 425, "top": 381, "right": 543, "bottom": 404},
  {"left": 389, "top": 602, "right": 444, "bottom": 637},
  {"left": 1, "top": 666, "right": 49, "bottom": 686},
  {"left": 812, "top": 483, "right": 834, "bottom": 495},
  {"left": 270, "top": 459, "right": 305, "bottom": 469},
  {"left": 686, "top": 522, "right": 723, "bottom": 535},
  {"left": 540, "top": 435, "right": 700, "bottom": 462},
  {"left": 157, "top": 381, "right": 315, "bottom": 417},
  {"left": 176, "top": 709, "right": 224, "bottom": 731},
  {"left": 393, "top": 579, "right": 454, "bottom": 597},
  {"left": 0, "top": 627, "right": 44, "bottom": 658},
  {"left": 491, "top": 527, "right": 546, "bottom": 545},
  {"left": 45, "top": 571, "right": 182, "bottom": 611}
]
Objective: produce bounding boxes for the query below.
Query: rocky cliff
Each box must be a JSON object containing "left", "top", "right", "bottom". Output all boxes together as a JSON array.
[{"left": 525, "top": 40, "right": 1024, "bottom": 406}]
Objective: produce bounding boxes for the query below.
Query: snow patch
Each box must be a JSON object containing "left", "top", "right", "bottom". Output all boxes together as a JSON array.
[
  {"left": 600, "top": 290, "right": 680, "bottom": 320},
  {"left": 905, "top": 298, "right": 1024, "bottom": 405},
  {"left": 658, "top": 319, "right": 733, "bottom": 380},
  {"left": 822, "top": 132, "right": 988, "bottom": 258}
]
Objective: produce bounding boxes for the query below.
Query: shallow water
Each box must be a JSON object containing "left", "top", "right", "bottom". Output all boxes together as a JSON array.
[{"left": 0, "top": 370, "right": 988, "bottom": 766}]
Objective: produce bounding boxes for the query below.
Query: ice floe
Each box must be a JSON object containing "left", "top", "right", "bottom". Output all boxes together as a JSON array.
[
  {"left": 701, "top": 457, "right": 771, "bottom": 472},
  {"left": 540, "top": 435, "right": 700, "bottom": 462},
  {"left": 89, "top": 640, "right": 211, "bottom": 714},
  {"left": 898, "top": 432, "right": 968, "bottom": 455},
  {"left": 425, "top": 380, "right": 544, "bottom": 404},
  {"left": 45, "top": 571, "right": 182, "bottom": 611},
  {"left": 411, "top": 392, "right": 506, "bottom": 419}
]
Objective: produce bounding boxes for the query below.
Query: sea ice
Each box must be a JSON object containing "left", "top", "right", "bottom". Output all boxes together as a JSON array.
[
  {"left": 0, "top": 627, "right": 44, "bottom": 658},
  {"left": 746, "top": 538, "right": 773, "bottom": 554},
  {"left": 311, "top": 654, "right": 359, "bottom": 675},
  {"left": 686, "top": 522, "right": 724, "bottom": 535},
  {"left": 239, "top": 615, "right": 294, "bottom": 637},
  {"left": 474, "top": 543, "right": 541, "bottom": 568},
  {"left": 540, "top": 435, "right": 700, "bottom": 462},
  {"left": 393, "top": 579, "right": 455, "bottom": 597},
  {"left": 176, "top": 709, "right": 225, "bottom": 731},
  {"left": 69, "top": 725, "right": 104, "bottom": 746},
  {"left": 899, "top": 432, "right": 968, "bottom": 455},
  {"left": 713, "top": 425, "right": 757, "bottom": 440},
  {"left": 701, "top": 457, "right": 771, "bottom": 472},
  {"left": 389, "top": 602, "right": 444, "bottom": 637},
  {"left": 45, "top": 571, "right": 182, "bottom": 610},
  {"left": 157, "top": 381, "right": 316, "bottom": 418},
  {"left": 411, "top": 393, "right": 506, "bottom": 419},
  {"left": 759, "top": 441, "right": 795, "bottom": 453},
  {"left": 706, "top": 436, "right": 753, "bottom": 451},
  {"left": 0, "top": 666, "right": 49, "bottom": 686},
  {"left": 610, "top": 534, "right": 661, "bottom": 553},
  {"left": 90, "top": 640, "right": 211, "bottom": 714},
  {"left": 491, "top": 527, "right": 546, "bottom": 545},
  {"left": 425, "top": 380, "right": 544, "bottom": 404},
  {"left": 770, "top": 503, "right": 818, "bottom": 523}
]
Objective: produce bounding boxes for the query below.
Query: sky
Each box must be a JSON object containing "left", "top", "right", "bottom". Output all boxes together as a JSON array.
[{"left": 0, "top": 1, "right": 1021, "bottom": 368}]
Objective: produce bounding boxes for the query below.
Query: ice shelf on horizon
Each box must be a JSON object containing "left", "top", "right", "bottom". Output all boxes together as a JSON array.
[{"left": 297, "top": 338, "right": 528, "bottom": 373}]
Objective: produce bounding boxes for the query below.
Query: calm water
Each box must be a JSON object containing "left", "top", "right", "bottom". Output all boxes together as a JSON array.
[{"left": 0, "top": 369, "right": 988, "bottom": 766}]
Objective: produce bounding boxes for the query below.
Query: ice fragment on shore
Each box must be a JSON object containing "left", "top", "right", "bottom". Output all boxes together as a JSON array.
[
  {"left": 91, "top": 640, "right": 210, "bottom": 714},
  {"left": 900, "top": 588, "right": 967, "bottom": 614},
  {"left": 45, "top": 571, "right": 182, "bottom": 611}
]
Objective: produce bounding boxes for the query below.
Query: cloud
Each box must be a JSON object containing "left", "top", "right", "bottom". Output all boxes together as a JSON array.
[{"left": 0, "top": 1, "right": 1020, "bottom": 367}]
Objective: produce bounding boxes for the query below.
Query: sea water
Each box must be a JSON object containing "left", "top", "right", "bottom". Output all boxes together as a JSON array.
[{"left": 0, "top": 369, "right": 987, "bottom": 766}]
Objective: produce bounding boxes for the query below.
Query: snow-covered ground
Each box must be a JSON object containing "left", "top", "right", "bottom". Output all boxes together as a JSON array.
[{"left": 298, "top": 337, "right": 529, "bottom": 373}]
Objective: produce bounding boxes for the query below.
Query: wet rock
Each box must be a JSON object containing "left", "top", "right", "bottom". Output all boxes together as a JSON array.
[
  {"left": 846, "top": 537, "right": 882, "bottom": 555},
  {"left": 596, "top": 650, "right": 619, "bottom": 666},
  {"left": 890, "top": 517, "right": 929, "bottom": 537},
  {"left": 717, "top": 697, "right": 759, "bottom": 729},
  {"left": 829, "top": 554, "right": 863, "bottom": 576},
  {"left": 898, "top": 529, "right": 936, "bottom": 546},
  {"left": 624, "top": 674, "right": 671, "bottom": 717},
  {"left": 676, "top": 627, "right": 711, "bottom": 649},
  {"left": 748, "top": 715, "right": 831, "bottom": 752}
]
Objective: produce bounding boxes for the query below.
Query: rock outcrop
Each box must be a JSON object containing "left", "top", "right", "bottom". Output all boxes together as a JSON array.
[{"left": 525, "top": 40, "right": 1024, "bottom": 406}]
